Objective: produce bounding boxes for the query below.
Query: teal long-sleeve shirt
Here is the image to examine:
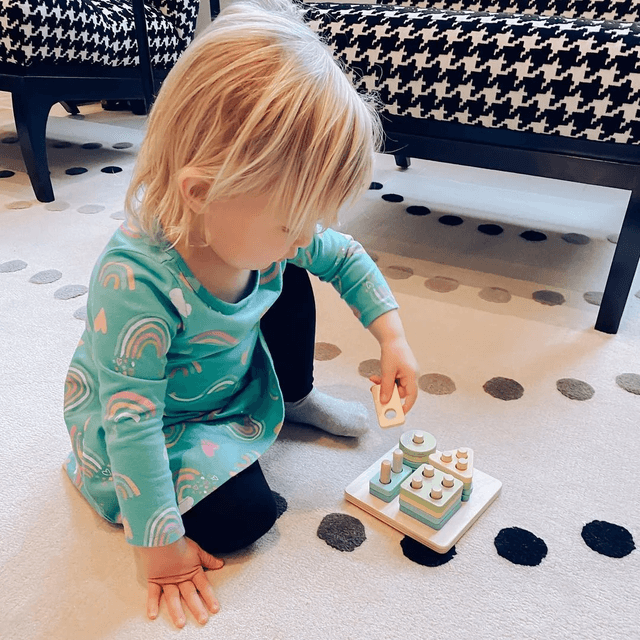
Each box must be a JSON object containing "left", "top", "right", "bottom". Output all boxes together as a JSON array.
[{"left": 63, "top": 223, "right": 398, "bottom": 546}]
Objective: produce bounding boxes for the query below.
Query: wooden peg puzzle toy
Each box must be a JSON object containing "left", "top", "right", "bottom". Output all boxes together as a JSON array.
[
  {"left": 370, "top": 383, "right": 405, "bottom": 428},
  {"left": 345, "top": 429, "right": 501, "bottom": 553}
]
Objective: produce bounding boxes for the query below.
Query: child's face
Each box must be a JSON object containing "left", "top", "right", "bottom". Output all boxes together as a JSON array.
[{"left": 200, "top": 194, "right": 314, "bottom": 270}]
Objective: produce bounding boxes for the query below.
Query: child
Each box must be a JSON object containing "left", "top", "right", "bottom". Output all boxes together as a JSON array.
[{"left": 62, "top": 0, "right": 419, "bottom": 628}]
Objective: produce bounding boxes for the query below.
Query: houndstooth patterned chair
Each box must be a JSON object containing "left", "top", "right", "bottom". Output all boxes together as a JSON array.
[
  {"left": 303, "top": 0, "right": 640, "bottom": 333},
  {"left": 0, "top": 0, "right": 200, "bottom": 202}
]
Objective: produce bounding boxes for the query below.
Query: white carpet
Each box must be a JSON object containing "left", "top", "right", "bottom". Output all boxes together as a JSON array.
[{"left": 1, "top": 94, "right": 639, "bottom": 640}]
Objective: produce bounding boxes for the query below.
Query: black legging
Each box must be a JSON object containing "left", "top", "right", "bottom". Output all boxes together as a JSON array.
[{"left": 182, "top": 265, "right": 315, "bottom": 554}]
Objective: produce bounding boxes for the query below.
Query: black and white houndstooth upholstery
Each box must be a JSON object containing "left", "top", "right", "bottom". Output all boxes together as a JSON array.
[
  {"left": 378, "top": 0, "right": 640, "bottom": 22},
  {"left": 304, "top": 2, "right": 640, "bottom": 144},
  {"left": 0, "top": 0, "right": 199, "bottom": 68}
]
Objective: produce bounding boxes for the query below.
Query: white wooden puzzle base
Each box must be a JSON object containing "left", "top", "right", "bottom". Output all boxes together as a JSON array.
[{"left": 345, "top": 445, "right": 502, "bottom": 553}]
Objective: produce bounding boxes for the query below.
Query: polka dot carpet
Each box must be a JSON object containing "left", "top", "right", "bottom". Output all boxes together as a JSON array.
[{"left": 2, "top": 109, "right": 640, "bottom": 639}]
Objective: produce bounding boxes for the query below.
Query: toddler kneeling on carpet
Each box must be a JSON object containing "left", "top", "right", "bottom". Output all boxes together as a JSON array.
[{"left": 62, "top": 0, "right": 419, "bottom": 627}]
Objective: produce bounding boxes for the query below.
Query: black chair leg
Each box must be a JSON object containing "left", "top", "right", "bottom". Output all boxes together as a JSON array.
[
  {"left": 395, "top": 155, "right": 411, "bottom": 169},
  {"left": 595, "top": 192, "right": 640, "bottom": 334},
  {"left": 12, "top": 91, "right": 56, "bottom": 202}
]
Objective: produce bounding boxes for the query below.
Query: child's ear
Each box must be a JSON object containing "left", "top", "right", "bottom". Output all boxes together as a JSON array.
[{"left": 179, "top": 171, "right": 209, "bottom": 213}]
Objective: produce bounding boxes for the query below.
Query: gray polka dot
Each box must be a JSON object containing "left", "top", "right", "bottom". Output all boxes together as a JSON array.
[
  {"left": 29, "top": 269, "right": 62, "bottom": 284},
  {"left": 483, "top": 377, "right": 524, "bottom": 401},
  {"left": 317, "top": 513, "right": 366, "bottom": 552},
  {"left": 77, "top": 204, "right": 105, "bottom": 214},
  {"left": 425, "top": 276, "right": 459, "bottom": 293},
  {"left": 73, "top": 306, "right": 88, "bottom": 321},
  {"left": 358, "top": 359, "right": 381, "bottom": 379},
  {"left": 384, "top": 265, "right": 413, "bottom": 280},
  {"left": 419, "top": 373, "right": 456, "bottom": 396},
  {"left": 607, "top": 234, "right": 618, "bottom": 244},
  {"left": 562, "top": 233, "right": 591, "bottom": 245},
  {"left": 479, "top": 287, "right": 511, "bottom": 303},
  {"left": 584, "top": 291, "right": 603, "bottom": 306},
  {"left": 50, "top": 140, "right": 73, "bottom": 149},
  {"left": 45, "top": 201, "right": 70, "bottom": 212},
  {"left": 315, "top": 342, "right": 342, "bottom": 361},
  {"left": 54, "top": 284, "right": 88, "bottom": 300},
  {"left": 616, "top": 373, "right": 640, "bottom": 395},
  {"left": 556, "top": 378, "right": 595, "bottom": 401},
  {"left": 0, "top": 259, "right": 28, "bottom": 273},
  {"left": 112, "top": 142, "right": 133, "bottom": 149},
  {"left": 532, "top": 290, "right": 566, "bottom": 306},
  {"left": 635, "top": 290, "right": 640, "bottom": 300},
  {"left": 110, "top": 210, "right": 126, "bottom": 220},
  {"left": 6, "top": 201, "right": 32, "bottom": 210}
]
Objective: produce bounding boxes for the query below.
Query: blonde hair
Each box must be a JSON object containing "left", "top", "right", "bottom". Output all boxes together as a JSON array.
[{"left": 125, "top": 0, "right": 382, "bottom": 245}]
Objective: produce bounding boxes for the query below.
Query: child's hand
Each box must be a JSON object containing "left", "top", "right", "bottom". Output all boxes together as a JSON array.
[
  {"left": 134, "top": 536, "right": 224, "bottom": 628},
  {"left": 369, "top": 336, "right": 419, "bottom": 414}
]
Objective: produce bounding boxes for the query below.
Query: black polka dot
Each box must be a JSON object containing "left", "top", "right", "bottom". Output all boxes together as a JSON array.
[
  {"left": 478, "top": 223, "right": 504, "bottom": 236},
  {"left": 112, "top": 142, "right": 134, "bottom": 149},
  {"left": 494, "top": 527, "right": 548, "bottom": 566},
  {"left": 483, "top": 377, "right": 524, "bottom": 401},
  {"left": 532, "top": 290, "right": 566, "bottom": 306},
  {"left": 520, "top": 230, "right": 547, "bottom": 242},
  {"left": 581, "top": 520, "right": 636, "bottom": 558},
  {"left": 272, "top": 491, "right": 288, "bottom": 520},
  {"left": 65, "top": 167, "right": 88, "bottom": 175},
  {"left": 439, "top": 215, "right": 464, "bottom": 226},
  {"left": 0, "top": 170, "right": 15, "bottom": 178},
  {"left": 317, "top": 513, "right": 366, "bottom": 552},
  {"left": 1, "top": 136, "right": 18, "bottom": 144},
  {"left": 400, "top": 536, "right": 456, "bottom": 566},
  {"left": 101, "top": 166, "right": 123, "bottom": 174},
  {"left": 369, "top": 182, "right": 383, "bottom": 190},
  {"left": 81, "top": 142, "right": 102, "bottom": 150},
  {"left": 382, "top": 193, "right": 404, "bottom": 203},
  {"left": 51, "top": 140, "right": 73, "bottom": 149},
  {"left": 406, "top": 205, "right": 431, "bottom": 216}
]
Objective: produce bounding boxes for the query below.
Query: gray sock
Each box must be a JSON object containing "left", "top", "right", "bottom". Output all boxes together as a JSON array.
[{"left": 284, "top": 387, "right": 369, "bottom": 438}]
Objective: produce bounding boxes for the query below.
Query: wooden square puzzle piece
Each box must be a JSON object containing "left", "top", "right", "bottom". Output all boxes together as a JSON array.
[{"left": 370, "top": 383, "right": 405, "bottom": 428}]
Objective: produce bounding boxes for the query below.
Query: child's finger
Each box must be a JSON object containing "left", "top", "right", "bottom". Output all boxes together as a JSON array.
[
  {"left": 163, "top": 584, "right": 186, "bottom": 628},
  {"left": 179, "top": 580, "right": 209, "bottom": 625},
  {"left": 198, "top": 547, "right": 225, "bottom": 571},
  {"left": 401, "top": 380, "right": 419, "bottom": 414},
  {"left": 193, "top": 570, "right": 220, "bottom": 615},
  {"left": 147, "top": 582, "right": 162, "bottom": 620}
]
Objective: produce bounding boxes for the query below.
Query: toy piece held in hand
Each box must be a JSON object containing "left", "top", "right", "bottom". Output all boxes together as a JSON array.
[{"left": 370, "top": 383, "right": 405, "bottom": 428}]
